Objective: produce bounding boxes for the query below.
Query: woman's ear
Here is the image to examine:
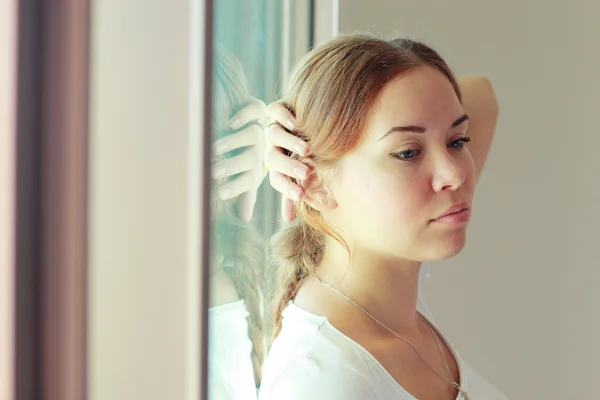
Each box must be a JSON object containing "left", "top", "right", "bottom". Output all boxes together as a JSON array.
[{"left": 300, "top": 171, "right": 338, "bottom": 212}]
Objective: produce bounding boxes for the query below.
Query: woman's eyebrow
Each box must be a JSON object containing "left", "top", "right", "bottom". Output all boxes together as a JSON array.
[{"left": 378, "top": 114, "right": 469, "bottom": 141}]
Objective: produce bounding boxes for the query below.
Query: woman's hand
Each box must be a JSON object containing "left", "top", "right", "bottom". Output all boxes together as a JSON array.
[
  {"left": 264, "top": 101, "right": 313, "bottom": 222},
  {"left": 212, "top": 98, "right": 268, "bottom": 221}
]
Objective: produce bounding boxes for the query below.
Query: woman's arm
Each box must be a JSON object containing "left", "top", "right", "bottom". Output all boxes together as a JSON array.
[{"left": 457, "top": 76, "right": 500, "bottom": 182}]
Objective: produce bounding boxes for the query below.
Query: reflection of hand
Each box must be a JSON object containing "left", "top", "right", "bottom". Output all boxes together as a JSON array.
[
  {"left": 212, "top": 98, "right": 268, "bottom": 221},
  {"left": 264, "top": 101, "right": 312, "bottom": 222}
]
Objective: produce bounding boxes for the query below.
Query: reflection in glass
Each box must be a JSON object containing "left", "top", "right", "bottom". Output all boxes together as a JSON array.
[
  {"left": 208, "top": 44, "right": 266, "bottom": 400},
  {"left": 207, "top": 1, "right": 294, "bottom": 399}
]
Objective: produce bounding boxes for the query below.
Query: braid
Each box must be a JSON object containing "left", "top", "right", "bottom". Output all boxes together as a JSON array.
[{"left": 266, "top": 217, "right": 324, "bottom": 346}]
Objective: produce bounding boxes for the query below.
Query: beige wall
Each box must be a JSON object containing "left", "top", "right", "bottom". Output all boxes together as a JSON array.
[
  {"left": 88, "top": 1, "right": 202, "bottom": 399},
  {"left": 341, "top": 1, "right": 599, "bottom": 399},
  {"left": 0, "top": 0, "right": 17, "bottom": 399}
]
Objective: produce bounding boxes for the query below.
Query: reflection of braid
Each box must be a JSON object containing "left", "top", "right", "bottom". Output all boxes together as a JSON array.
[
  {"left": 212, "top": 44, "right": 265, "bottom": 386},
  {"left": 223, "top": 259, "right": 264, "bottom": 385},
  {"left": 214, "top": 209, "right": 265, "bottom": 385}
]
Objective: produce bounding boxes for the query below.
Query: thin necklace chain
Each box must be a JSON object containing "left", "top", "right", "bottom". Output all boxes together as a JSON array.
[
  {"left": 313, "top": 273, "right": 470, "bottom": 400},
  {"left": 425, "top": 316, "right": 457, "bottom": 388}
]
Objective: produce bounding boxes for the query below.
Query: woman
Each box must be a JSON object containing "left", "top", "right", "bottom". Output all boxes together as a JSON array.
[{"left": 259, "top": 34, "right": 505, "bottom": 400}]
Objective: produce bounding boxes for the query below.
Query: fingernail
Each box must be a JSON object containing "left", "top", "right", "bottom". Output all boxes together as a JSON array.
[
  {"left": 230, "top": 118, "right": 241, "bottom": 129},
  {"left": 214, "top": 142, "right": 227, "bottom": 155},
  {"left": 289, "top": 189, "right": 300, "bottom": 201},
  {"left": 286, "top": 119, "right": 295, "bottom": 130},
  {"left": 219, "top": 188, "right": 231, "bottom": 199},
  {"left": 213, "top": 166, "right": 225, "bottom": 177},
  {"left": 293, "top": 166, "right": 308, "bottom": 179},
  {"left": 293, "top": 141, "right": 307, "bottom": 155}
]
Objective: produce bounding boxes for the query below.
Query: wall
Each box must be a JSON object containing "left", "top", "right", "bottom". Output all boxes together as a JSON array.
[
  {"left": 341, "top": 1, "right": 599, "bottom": 398},
  {"left": 88, "top": 1, "right": 202, "bottom": 399},
  {"left": 0, "top": 0, "right": 17, "bottom": 399}
]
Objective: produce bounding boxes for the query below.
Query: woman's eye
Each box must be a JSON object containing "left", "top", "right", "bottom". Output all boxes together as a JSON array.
[
  {"left": 449, "top": 136, "right": 471, "bottom": 150},
  {"left": 392, "top": 137, "right": 470, "bottom": 161},
  {"left": 393, "top": 149, "right": 421, "bottom": 160}
]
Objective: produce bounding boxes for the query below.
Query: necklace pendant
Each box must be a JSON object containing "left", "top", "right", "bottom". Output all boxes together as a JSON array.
[{"left": 459, "top": 390, "right": 470, "bottom": 400}]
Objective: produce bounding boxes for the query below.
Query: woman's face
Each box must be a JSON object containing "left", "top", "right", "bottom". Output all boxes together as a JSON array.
[{"left": 326, "top": 66, "right": 475, "bottom": 262}]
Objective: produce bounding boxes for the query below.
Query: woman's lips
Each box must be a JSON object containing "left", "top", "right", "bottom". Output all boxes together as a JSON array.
[{"left": 431, "top": 207, "right": 470, "bottom": 224}]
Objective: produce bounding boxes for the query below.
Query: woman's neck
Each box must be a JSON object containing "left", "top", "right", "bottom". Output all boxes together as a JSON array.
[{"left": 315, "top": 237, "right": 424, "bottom": 336}]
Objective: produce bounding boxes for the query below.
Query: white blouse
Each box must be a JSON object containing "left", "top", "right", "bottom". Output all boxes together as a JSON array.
[
  {"left": 209, "top": 300, "right": 258, "bottom": 400},
  {"left": 258, "top": 265, "right": 508, "bottom": 400}
]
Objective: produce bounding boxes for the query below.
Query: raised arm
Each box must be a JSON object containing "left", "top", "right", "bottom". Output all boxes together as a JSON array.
[{"left": 457, "top": 76, "right": 499, "bottom": 182}]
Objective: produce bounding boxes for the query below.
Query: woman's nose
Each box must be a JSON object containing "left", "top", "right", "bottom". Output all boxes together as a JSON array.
[{"left": 431, "top": 154, "right": 466, "bottom": 192}]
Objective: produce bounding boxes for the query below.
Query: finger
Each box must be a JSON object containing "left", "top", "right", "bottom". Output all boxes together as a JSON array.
[
  {"left": 266, "top": 101, "right": 296, "bottom": 131},
  {"left": 264, "top": 148, "right": 312, "bottom": 180},
  {"left": 213, "top": 123, "right": 263, "bottom": 156},
  {"left": 281, "top": 197, "right": 296, "bottom": 222},
  {"left": 212, "top": 146, "right": 262, "bottom": 179},
  {"left": 230, "top": 98, "right": 267, "bottom": 130},
  {"left": 236, "top": 189, "right": 258, "bottom": 221},
  {"left": 265, "top": 122, "right": 308, "bottom": 157},
  {"left": 217, "top": 170, "right": 260, "bottom": 200},
  {"left": 269, "top": 170, "right": 303, "bottom": 201}
]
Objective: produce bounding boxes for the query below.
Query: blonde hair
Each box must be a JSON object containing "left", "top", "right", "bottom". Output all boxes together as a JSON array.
[
  {"left": 267, "top": 34, "right": 461, "bottom": 345},
  {"left": 212, "top": 45, "right": 264, "bottom": 385}
]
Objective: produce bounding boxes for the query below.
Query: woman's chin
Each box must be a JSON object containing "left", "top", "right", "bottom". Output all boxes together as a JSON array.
[{"left": 420, "top": 232, "right": 468, "bottom": 262}]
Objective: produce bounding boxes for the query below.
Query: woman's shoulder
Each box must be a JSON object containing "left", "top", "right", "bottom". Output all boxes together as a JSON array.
[
  {"left": 269, "top": 301, "right": 370, "bottom": 362},
  {"left": 258, "top": 353, "right": 377, "bottom": 400},
  {"left": 260, "top": 302, "right": 382, "bottom": 399}
]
